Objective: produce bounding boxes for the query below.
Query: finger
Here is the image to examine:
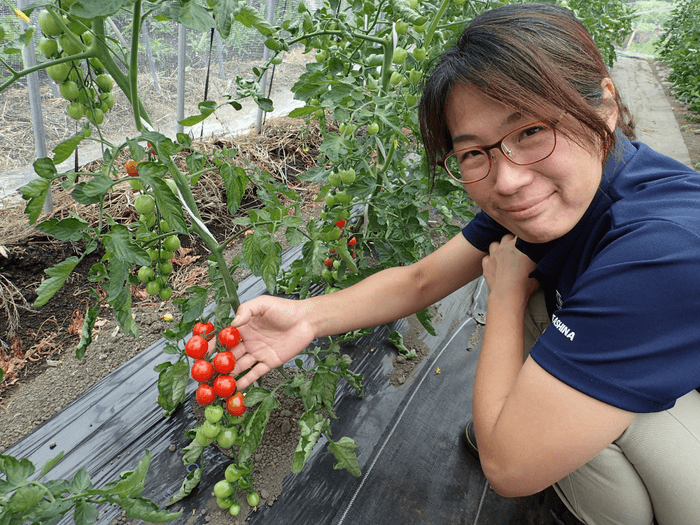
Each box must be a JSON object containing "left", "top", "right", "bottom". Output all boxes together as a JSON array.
[
  {"left": 206, "top": 335, "right": 217, "bottom": 357},
  {"left": 231, "top": 352, "right": 258, "bottom": 376},
  {"left": 237, "top": 362, "right": 271, "bottom": 391},
  {"left": 232, "top": 297, "right": 269, "bottom": 328}
]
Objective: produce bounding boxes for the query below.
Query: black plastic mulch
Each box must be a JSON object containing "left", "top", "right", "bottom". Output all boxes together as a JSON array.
[{"left": 7, "top": 247, "right": 580, "bottom": 524}]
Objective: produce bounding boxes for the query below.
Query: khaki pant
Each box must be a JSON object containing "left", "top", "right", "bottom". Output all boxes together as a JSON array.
[{"left": 524, "top": 290, "right": 700, "bottom": 525}]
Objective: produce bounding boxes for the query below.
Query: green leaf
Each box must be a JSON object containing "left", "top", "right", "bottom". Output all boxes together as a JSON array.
[
  {"left": 387, "top": 329, "right": 417, "bottom": 359},
  {"left": 36, "top": 217, "right": 90, "bottom": 242},
  {"left": 34, "top": 157, "right": 58, "bottom": 179},
  {"left": 416, "top": 308, "right": 437, "bottom": 336},
  {"left": 73, "top": 497, "right": 98, "bottom": 525},
  {"left": 20, "top": 177, "right": 52, "bottom": 225},
  {"left": 0, "top": 454, "right": 35, "bottom": 493},
  {"left": 319, "top": 133, "right": 350, "bottom": 164},
  {"left": 76, "top": 306, "right": 100, "bottom": 359},
  {"left": 166, "top": 467, "right": 202, "bottom": 506},
  {"left": 7, "top": 485, "right": 45, "bottom": 513},
  {"left": 53, "top": 132, "right": 86, "bottom": 165},
  {"left": 71, "top": 173, "right": 114, "bottom": 205},
  {"left": 70, "top": 468, "right": 93, "bottom": 493},
  {"left": 240, "top": 230, "right": 282, "bottom": 294},
  {"left": 114, "top": 495, "right": 183, "bottom": 522},
  {"left": 105, "top": 258, "right": 138, "bottom": 339},
  {"left": 97, "top": 451, "right": 151, "bottom": 498},
  {"left": 288, "top": 105, "right": 319, "bottom": 118},
  {"left": 177, "top": 286, "right": 208, "bottom": 325},
  {"left": 327, "top": 436, "right": 361, "bottom": 477},
  {"left": 159, "top": 0, "right": 216, "bottom": 32},
  {"left": 292, "top": 411, "right": 327, "bottom": 473},
  {"left": 239, "top": 393, "right": 279, "bottom": 463},
  {"left": 139, "top": 172, "right": 188, "bottom": 235},
  {"left": 156, "top": 361, "right": 189, "bottom": 416},
  {"left": 310, "top": 369, "right": 338, "bottom": 418},
  {"left": 235, "top": 4, "right": 275, "bottom": 34},
  {"left": 71, "top": 0, "right": 134, "bottom": 18},
  {"left": 179, "top": 100, "right": 218, "bottom": 126},
  {"left": 181, "top": 437, "right": 205, "bottom": 466},
  {"left": 103, "top": 225, "right": 151, "bottom": 267},
  {"left": 40, "top": 452, "right": 65, "bottom": 478},
  {"left": 33, "top": 256, "right": 81, "bottom": 308},
  {"left": 220, "top": 163, "right": 249, "bottom": 214}
]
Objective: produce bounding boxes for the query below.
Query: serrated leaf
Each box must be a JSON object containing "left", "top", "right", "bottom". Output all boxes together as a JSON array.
[
  {"left": 0, "top": 454, "right": 35, "bottom": 492},
  {"left": 288, "top": 105, "right": 319, "bottom": 118},
  {"left": 76, "top": 306, "right": 99, "bottom": 359},
  {"left": 156, "top": 361, "right": 189, "bottom": 416},
  {"left": 220, "top": 163, "right": 249, "bottom": 214},
  {"left": 166, "top": 467, "right": 201, "bottom": 506},
  {"left": 327, "top": 436, "right": 361, "bottom": 477},
  {"left": 181, "top": 437, "right": 205, "bottom": 466},
  {"left": 115, "top": 495, "right": 183, "bottom": 522},
  {"left": 177, "top": 286, "right": 208, "bottom": 324},
  {"left": 239, "top": 394, "right": 279, "bottom": 463},
  {"left": 96, "top": 450, "right": 151, "bottom": 498},
  {"left": 416, "top": 307, "right": 437, "bottom": 336},
  {"left": 7, "top": 485, "right": 45, "bottom": 512},
  {"left": 159, "top": 0, "right": 215, "bottom": 32},
  {"left": 33, "top": 256, "right": 81, "bottom": 308},
  {"left": 139, "top": 172, "right": 188, "bottom": 235},
  {"left": 36, "top": 217, "right": 90, "bottom": 242},
  {"left": 319, "top": 133, "right": 350, "bottom": 164},
  {"left": 240, "top": 230, "right": 282, "bottom": 294},
  {"left": 70, "top": 0, "right": 133, "bottom": 18},
  {"left": 70, "top": 468, "right": 92, "bottom": 493},
  {"left": 73, "top": 497, "right": 98, "bottom": 525},
  {"left": 71, "top": 173, "right": 114, "bottom": 205},
  {"left": 310, "top": 370, "right": 338, "bottom": 418},
  {"left": 292, "top": 411, "right": 327, "bottom": 473},
  {"left": 40, "top": 451, "right": 65, "bottom": 479},
  {"left": 104, "top": 225, "right": 151, "bottom": 267},
  {"left": 105, "top": 258, "right": 138, "bottom": 339},
  {"left": 19, "top": 177, "right": 52, "bottom": 225}
]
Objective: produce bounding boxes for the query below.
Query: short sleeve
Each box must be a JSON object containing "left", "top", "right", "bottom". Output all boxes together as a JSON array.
[
  {"left": 530, "top": 220, "right": 700, "bottom": 413},
  {"left": 461, "top": 211, "right": 510, "bottom": 253}
]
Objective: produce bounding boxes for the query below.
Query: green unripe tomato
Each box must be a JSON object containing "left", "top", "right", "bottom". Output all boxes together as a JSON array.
[
  {"left": 332, "top": 270, "right": 338, "bottom": 280},
  {"left": 66, "top": 102, "right": 85, "bottom": 120},
  {"left": 340, "top": 168, "right": 356, "bottom": 185},
  {"left": 195, "top": 428, "right": 214, "bottom": 446},
  {"left": 214, "top": 480, "right": 234, "bottom": 499},
  {"left": 163, "top": 235, "right": 181, "bottom": 252},
  {"left": 225, "top": 464, "right": 243, "bottom": 483},
  {"left": 413, "top": 22, "right": 427, "bottom": 33},
  {"left": 86, "top": 107, "right": 104, "bottom": 126},
  {"left": 412, "top": 47, "right": 427, "bottom": 61},
  {"left": 159, "top": 220, "right": 173, "bottom": 233},
  {"left": 159, "top": 249, "right": 174, "bottom": 262},
  {"left": 95, "top": 74, "right": 113, "bottom": 93},
  {"left": 246, "top": 491, "right": 260, "bottom": 507},
  {"left": 409, "top": 69, "right": 422, "bottom": 85},
  {"left": 201, "top": 420, "right": 221, "bottom": 438},
  {"left": 321, "top": 268, "right": 332, "bottom": 281},
  {"left": 392, "top": 47, "right": 408, "bottom": 65},
  {"left": 367, "top": 122, "right": 379, "bottom": 135},
  {"left": 325, "top": 193, "right": 337, "bottom": 206},
  {"left": 158, "top": 261, "right": 173, "bottom": 275},
  {"left": 146, "top": 280, "right": 161, "bottom": 296},
  {"left": 405, "top": 94, "right": 419, "bottom": 106},
  {"left": 148, "top": 249, "right": 160, "bottom": 262},
  {"left": 58, "top": 33, "right": 83, "bottom": 55},
  {"left": 38, "top": 10, "right": 63, "bottom": 37},
  {"left": 336, "top": 191, "right": 353, "bottom": 204},
  {"left": 39, "top": 37, "right": 59, "bottom": 59},
  {"left": 333, "top": 259, "right": 341, "bottom": 269},
  {"left": 99, "top": 92, "right": 115, "bottom": 110},
  {"left": 47, "top": 62, "right": 70, "bottom": 82},
  {"left": 216, "top": 428, "right": 238, "bottom": 449},
  {"left": 129, "top": 179, "right": 144, "bottom": 191},
  {"left": 89, "top": 57, "right": 104, "bottom": 72},
  {"left": 229, "top": 502, "right": 242, "bottom": 516},
  {"left": 328, "top": 171, "right": 341, "bottom": 187},
  {"left": 390, "top": 71, "right": 403, "bottom": 86},
  {"left": 134, "top": 195, "right": 156, "bottom": 215},
  {"left": 205, "top": 405, "right": 224, "bottom": 424},
  {"left": 395, "top": 20, "right": 409, "bottom": 35},
  {"left": 137, "top": 266, "right": 154, "bottom": 283},
  {"left": 315, "top": 49, "right": 326, "bottom": 62},
  {"left": 216, "top": 497, "right": 233, "bottom": 509},
  {"left": 158, "top": 286, "right": 173, "bottom": 301},
  {"left": 139, "top": 213, "right": 156, "bottom": 228},
  {"left": 81, "top": 32, "right": 94, "bottom": 46},
  {"left": 59, "top": 80, "right": 79, "bottom": 101}
]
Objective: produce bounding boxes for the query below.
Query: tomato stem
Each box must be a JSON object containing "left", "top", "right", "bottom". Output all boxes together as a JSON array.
[
  {"left": 424, "top": 0, "right": 452, "bottom": 49},
  {"left": 129, "top": 0, "right": 143, "bottom": 131}
]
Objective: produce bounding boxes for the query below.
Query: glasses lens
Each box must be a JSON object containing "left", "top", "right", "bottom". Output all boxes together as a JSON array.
[
  {"left": 444, "top": 149, "right": 489, "bottom": 183},
  {"left": 502, "top": 123, "right": 555, "bottom": 164}
]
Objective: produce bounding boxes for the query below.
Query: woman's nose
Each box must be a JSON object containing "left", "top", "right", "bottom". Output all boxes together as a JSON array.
[{"left": 490, "top": 149, "right": 533, "bottom": 195}]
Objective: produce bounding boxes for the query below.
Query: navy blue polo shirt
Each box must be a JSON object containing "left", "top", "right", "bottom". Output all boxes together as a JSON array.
[{"left": 462, "top": 133, "right": 700, "bottom": 413}]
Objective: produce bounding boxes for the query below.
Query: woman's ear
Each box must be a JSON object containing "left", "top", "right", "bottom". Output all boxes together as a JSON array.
[{"left": 600, "top": 77, "right": 619, "bottom": 132}]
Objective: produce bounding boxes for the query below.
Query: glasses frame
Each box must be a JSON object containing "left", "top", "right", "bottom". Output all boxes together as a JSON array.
[{"left": 438, "top": 120, "right": 558, "bottom": 185}]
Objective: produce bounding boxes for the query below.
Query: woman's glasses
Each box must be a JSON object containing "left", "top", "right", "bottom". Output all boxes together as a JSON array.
[{"left": 438, "top": 121, "right": 557, "bottom": 185}]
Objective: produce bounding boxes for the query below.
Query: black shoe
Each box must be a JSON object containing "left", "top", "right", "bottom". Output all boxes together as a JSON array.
[{"left": 463, "top": 420, "right": 479, "bottom": 461}]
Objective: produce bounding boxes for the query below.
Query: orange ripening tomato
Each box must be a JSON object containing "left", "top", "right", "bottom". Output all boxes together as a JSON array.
[{"left": 125, "top": 160, "right": 139, "bottom": 177}]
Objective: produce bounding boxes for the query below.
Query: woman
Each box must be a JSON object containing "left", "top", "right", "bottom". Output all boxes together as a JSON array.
[{"left": 221, "top": 4, "right": 700, "bottom": 524}]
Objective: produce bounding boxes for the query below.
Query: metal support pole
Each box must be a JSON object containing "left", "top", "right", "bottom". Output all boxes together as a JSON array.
[
  {"left": 215, "top": 30, "right": 226, "bottom": 80},
  {"left": 19, "top": 0, "right": 53, "bottom": 213},
  {"left": 176, "top": 24, "right": 186, "bottom": 135},
  {"left": 144, "top": 22, "right": 161, "bottom": 93},
  {"left": 255, "top": 0, "right": 277, "bottom": 133}
]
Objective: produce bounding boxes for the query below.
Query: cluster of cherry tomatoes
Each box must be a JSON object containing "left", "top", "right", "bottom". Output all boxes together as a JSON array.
[{"left": 187, "top": 321, "right": 246, "bottom": 418}]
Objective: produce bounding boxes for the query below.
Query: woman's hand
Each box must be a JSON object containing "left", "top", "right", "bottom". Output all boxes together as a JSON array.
[
  {"left": 482, "top": 234, "right": 539, "bottom": 306},
  {"left": 209, "top": 296, "right": 315, "bottom": 390}
]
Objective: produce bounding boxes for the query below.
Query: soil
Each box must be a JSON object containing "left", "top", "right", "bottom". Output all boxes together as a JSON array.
[{"left": 0, "top": 60, "right": 699, "bottom": 524}]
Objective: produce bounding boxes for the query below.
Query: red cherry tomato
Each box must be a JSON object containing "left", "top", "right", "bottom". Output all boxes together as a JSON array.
[
  {"left": 335, "top": 219, "right": 346, "bottom": 229},
  {"left": 196, "top": 383, "right": 216, "bottom": 405},
  {"left": 213, "top": 351, "right": 236, "bottom": 374},
  {"left": 347, "top": 236, "right": 357, "bottom": 246},
  {"left": 226, "top": 392, "right": 246, "bottom": 417},
  {"left": 324, "top": 257, "right": 333, "bottom": 267},
  {"left": 191, "top": 359, "right": 214, "bottom": 383},
  {"left": 213, "top": 375, "right": 237, "bottom": 398},
  {"left": 193, "top": 321, "right": 215, "bottom": 340},
  {"left": 185, "top": 335, "right": 209, "bottom": 359},
  {"left": 218, "top": 326, "right": 241, "bottom": 350}
]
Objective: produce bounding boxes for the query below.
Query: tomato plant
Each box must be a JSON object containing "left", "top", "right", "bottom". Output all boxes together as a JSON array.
[{"left": 0, "top": 0, "right": 640, "bottom": 519}]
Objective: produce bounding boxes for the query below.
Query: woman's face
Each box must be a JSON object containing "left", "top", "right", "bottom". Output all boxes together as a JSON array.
[{"left": 444, "top": 83, "right": 616, "bottom": 244}]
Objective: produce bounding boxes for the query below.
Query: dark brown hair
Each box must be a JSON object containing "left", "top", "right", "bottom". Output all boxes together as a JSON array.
[{"left": 419, "top": 3, "right": 635, "bottom": 172}]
